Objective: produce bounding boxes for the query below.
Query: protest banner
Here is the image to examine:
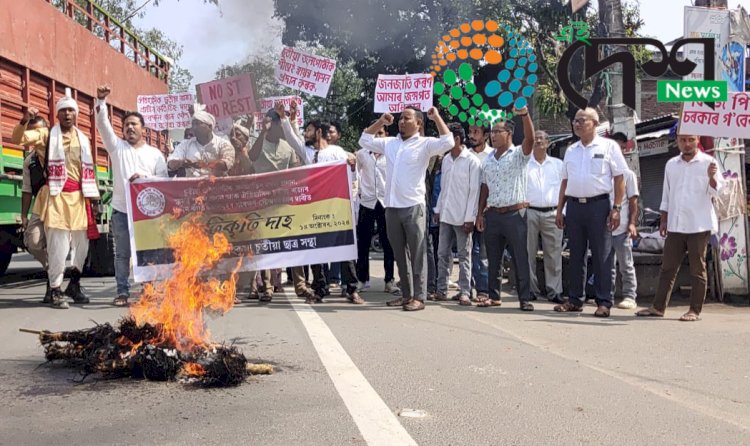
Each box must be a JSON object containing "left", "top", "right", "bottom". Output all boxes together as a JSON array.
[
  {"left": 275, "top": 46, "right": 336, "bottom": 98},
  {"left": 253, "top": 95, "right": 305, "bottom": 132},
  {"left": 374, "top": 74, "right": 434, "bottom": 113},
  {"left": 136, "top": 93, "right": 194, "bottom": 130},
  {"left": 683, "top": 6, "right": 730, "bottom": 82},
  {"left": 196, "top": 73, "right": 258, "bottom": 120},
  {"left": 126, "top": 161, "right": 356, "bottom": 282},
  {"left": 678, "top": 92, "right": 750, "bottom": 139}
]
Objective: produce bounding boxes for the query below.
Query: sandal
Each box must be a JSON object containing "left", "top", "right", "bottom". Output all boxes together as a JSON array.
[
  {"left": 476, "top": 297, "right": 502, "bottom": 307},
  {"left": 679, "top": 312, "right": 701, "bottom": 322},
  {"left": 259, "top": 290, "right": 273, "bottom": 303},
  {"left": 593, "top": 305, "right": 610, "bottom": 318},
  {"left": 458, "top": 295, "right": 472, "bottom": 306},
  {"left": 635, "top": 308, "right": 664, "bottom": 317},
  {"left": 113, "top": 295, "right": 129, "bottom": 307},
  {"left": 554, "top": 302, "right": 583, "bottom": 312}
]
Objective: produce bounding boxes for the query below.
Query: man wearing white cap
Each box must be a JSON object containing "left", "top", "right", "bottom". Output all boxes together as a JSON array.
[
  {"left": 18, "top": 92, "right": 100, "bottom": 309},
  {"left": 167, "top": 104, "right": 234, "bottom": 177}
]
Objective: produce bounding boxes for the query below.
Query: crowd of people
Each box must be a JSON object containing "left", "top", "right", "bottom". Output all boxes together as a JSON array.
[{"left": 14, "top": 86, "right": 723, "bottom": 321}]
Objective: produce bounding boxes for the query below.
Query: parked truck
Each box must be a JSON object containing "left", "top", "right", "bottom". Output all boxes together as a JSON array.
[{"left": 0, "top": 0, "right": 171, "bottom": 276}]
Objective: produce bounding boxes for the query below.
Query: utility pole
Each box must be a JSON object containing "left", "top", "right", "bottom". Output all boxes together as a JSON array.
[{"left": 598, "top": 0, "right": 640, "bottom": 180}]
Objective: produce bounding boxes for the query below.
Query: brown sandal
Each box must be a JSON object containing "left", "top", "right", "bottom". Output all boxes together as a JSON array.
[
  {"left": 475, "top": 297, "right": 502, "bottom": 307},
  {"left": 679, "top": 312, "right": 701, "bottom": 322},
  {"left": 554, "top": 302, "right": 583, "bottom": 312},
  {"left": 635, "top": 308, "right": 664, "bottom": 317}
]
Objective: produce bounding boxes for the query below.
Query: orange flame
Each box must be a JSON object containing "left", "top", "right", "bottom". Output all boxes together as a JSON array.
[
  {"left": 129, "top": 219, "right": 238, "bottom": 352},
  {"left": 182, "top": 362, "right": 207, "bottom": 377}
]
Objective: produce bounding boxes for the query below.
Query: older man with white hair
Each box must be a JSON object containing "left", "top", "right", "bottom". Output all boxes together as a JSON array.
[
  {"left": 554, "top": 108, "right": 628, "bottom": 318},
  {"left": 18, "top": 92, "right": 100, "bottom": 309},
  {"left": 167, "top": 105, "right": 234, "bottom": 177}
]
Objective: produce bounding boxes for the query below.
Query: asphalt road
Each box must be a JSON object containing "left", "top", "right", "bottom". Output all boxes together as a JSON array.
[{"left": 1, "top": 253, "right": 749, "bottom": 445}]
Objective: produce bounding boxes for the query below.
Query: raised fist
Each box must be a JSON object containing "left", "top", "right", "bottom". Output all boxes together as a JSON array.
[
  {"left": 426, "top": 107, "right": 440, "bottom": 121},
  {"left": 380, "top": 113, "right": 394, "bottom": 125},
  {"left": 97, "top": 86, "right": 111, "bottom": 100}
]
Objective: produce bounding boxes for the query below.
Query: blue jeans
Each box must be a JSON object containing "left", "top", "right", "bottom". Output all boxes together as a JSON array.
[
  {"left": 112, "top": 210, "right": 131, "bottom": 296},
  {"left": 472, "top": 230, "right": 489, "bottom": 294}
]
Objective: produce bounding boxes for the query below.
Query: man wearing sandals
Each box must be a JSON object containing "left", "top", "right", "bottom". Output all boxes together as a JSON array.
[
  {"left": 474, "top": 106, "right": 536, "bottom": 311},
  {"left": 359, "top": 107, "right": 453, "bottom": 311},
  {"left": 554, "top": 108, "right": 628, "bottom": 318},
  {"left": 636, "top": 134, "right": 723, "bottom": 322},
  {"left": 433, "top": 123, "right": 481, "bottom": 306},
  {"left": 95, "top": 86, "right": 168, "bottom": 307}
]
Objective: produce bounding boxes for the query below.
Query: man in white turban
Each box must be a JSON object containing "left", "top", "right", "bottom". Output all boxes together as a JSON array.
[
  {"left": 167, "top": 104, "right": 234, "bottom": 177},
  {"left": 17, "top": 90, "right": 100, "bottom": 309}
]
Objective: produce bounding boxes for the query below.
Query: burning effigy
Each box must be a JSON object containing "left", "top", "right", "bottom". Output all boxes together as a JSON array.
[{"left": 24, "top": 219, "right": 272, "bottom": 387}]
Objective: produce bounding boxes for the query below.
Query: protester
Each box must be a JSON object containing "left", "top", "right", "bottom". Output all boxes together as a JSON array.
[
  {"left": 425, "top": 155, "right": 443, "bottom": 300},
  {"left": 359, "top": 107, "right": 453, "bottom": 311},
  {"left": 554, "top": 108, "right": 628, "bottom": 317},
  {"left": 167, "top": 105, "right": 234, "bottom": 177},
  {"left": 637, "top": 134, "right": 723, "bottom": 322},
  {"left": 12, "top": 109, "right": 50, "bottom": 302},
  {"left": 227, "top": 122, "right": 253, "bottom": 176},
  {"left": 465, "top": 124, "right": 492, "bottom": 301},
  {"left": 434, "top": 123, "right": 481, "bottom": 305},
  {"left": 325, "top": 121, "right": 344, "bottom": 289},
  {"left": 525, "top": 130, "right": 565, "bottom": 304},
  {"left": 355, "top": 125, "right": 398, "bottom": 293},
  {"left": 279, "top": 103, "right": 364, "bottom": 304},
  {"left": 18, "top": 93, "right": 100, "bottom": 309},
  {"left": 609, "top": 132, "right": 639, "bottom": 310},
  {"left": 244, "top": 107, "right": 301, "bottom": 303},
  {"left": 95, "top": 86, "right": 169, "bottom": 306},
  {"left": 475, "top": 107, "right": 536, "bottom": 311}
]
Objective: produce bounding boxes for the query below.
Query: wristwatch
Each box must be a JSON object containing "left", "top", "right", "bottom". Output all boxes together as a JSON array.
[{"left": 612, "top": 204, "right": 622, "bottom": 211}]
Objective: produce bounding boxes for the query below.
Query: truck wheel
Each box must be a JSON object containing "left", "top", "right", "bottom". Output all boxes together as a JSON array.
[
  {"left": 83, "top": 232, "right": 116, "bottom": 277},
  {"left": 0, "top": 228, "right": 17, "bottom": 276}
]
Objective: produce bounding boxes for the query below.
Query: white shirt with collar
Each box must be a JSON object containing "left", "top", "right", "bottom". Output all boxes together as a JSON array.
[
  {"left": 469, "top": 144, "right": 494, "bottom": 164},
  {"left": 526, "top": 155, "right": 563, "bottom": 208},
  {"left": 660, "top": 151, "right": 723, "bottom": 234},
  {"left": 435, "top": 148, "right": 481, "bottom": 226},
  {"left": 359, "top": 132, "right": 453, "bottom": 209},
  {"left": 95, "top": 99, "right": 168, "bottom": 213},
  {"left": 562, "top": 135, "right": 628, "bottom": 198},
  {"left": 356, "top": 148, "right": 386, "bottom": 209},
  {"left": 280, "top": 118, "right": 349, "bottom": 165}
]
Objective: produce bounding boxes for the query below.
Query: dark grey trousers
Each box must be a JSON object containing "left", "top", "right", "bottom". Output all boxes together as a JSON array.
[
  {"left": 385, "top": 204, "right": 426, "bottom": 301},
  {"left": 566, "top": 199, "right": 615, "bottom": 308},
  {"left": 484, "top": 210, "right": 531, "bottom": 303}
]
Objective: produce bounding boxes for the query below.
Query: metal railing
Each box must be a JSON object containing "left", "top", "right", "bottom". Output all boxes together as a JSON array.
[{"left": 45, "top": 0, "right": 171, "bottom": 83}]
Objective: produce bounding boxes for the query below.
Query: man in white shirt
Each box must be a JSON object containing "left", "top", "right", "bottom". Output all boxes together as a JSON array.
[
  {"left": 279, "top": 105, "right": 364, "bottom": 305},
  {"left": 359, "top": 107, "right": 453, "bottom": 311},
  {"left": 526, "top": 130, "right": 565, "bottom": 304},
  {"left": 167, "top": 106, "right": 234, "bottom": 178},
  {"left": 475, "top": 106, "right": 536, "bottom": 311},
  {"left": 609, "top": 133, "right": 639, "bottom": 310},
  {"left": 355, "top": 125, "right": 397, "bottom": 292},
  {"left": 554, "top": 107, "right": 628, "bottom": 318},
  {"left": 637, "top": 133, "right": 723, "bottom": 322},
  {"left": 434, "top": 124, "right": 481, "bottom": 305},
  {"left": 95, "top": 86, "right": 168, "bottom": 306},
  {"left": 465, "top": 124, "right": 492, "bottom": 300}
]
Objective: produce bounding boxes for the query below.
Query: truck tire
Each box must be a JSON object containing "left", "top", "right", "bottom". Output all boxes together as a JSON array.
[
  {"left": 0, "top": 227, "right": 17, "bottom": 276},
  {"left": 83, "top": 232, "right": 116, "bottom": 277}
]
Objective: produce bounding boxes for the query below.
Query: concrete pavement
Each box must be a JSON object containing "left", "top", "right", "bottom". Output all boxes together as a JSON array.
[{"left": 1, "top": 253, "right": 749, "bottom": 445}]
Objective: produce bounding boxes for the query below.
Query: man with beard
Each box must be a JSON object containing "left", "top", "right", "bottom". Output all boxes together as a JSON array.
[
  {"left": 465, "top": 124, "right": 492, "bottom": 301},
  {"left": 359, "top": 107, "right": 453, "bottom": 311},
  {"left": 167, "top": 105, "right": 234, "bottom": 178},
  {"left": 19, "top": 92, "right": 100, "bottom": 309},
  {"left": 637, "top": 134, "right": 722, "bottom": 322},
  {"left": 278, "top": 103, "right": 364, "bottom": 305},
  {"left": 95, "top": 86, "right": 168, "bottom": 306}
]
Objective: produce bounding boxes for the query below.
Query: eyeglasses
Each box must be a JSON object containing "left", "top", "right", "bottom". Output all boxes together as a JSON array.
[{"left": 572, "top": 118, "right": 591, "bottom": 125}]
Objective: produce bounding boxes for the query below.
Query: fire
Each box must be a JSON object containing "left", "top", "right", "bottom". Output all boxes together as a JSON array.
[
  {"left": 129, "top": 219, "right": 238, "bottom": 353},
  {"left": 182, "top": 362, "right": 207, "bottom": 377}
]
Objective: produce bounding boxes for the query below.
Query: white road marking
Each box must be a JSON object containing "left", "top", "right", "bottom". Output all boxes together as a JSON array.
[{"left": 289, "top": 298, "right": 418, "bottom": 446}]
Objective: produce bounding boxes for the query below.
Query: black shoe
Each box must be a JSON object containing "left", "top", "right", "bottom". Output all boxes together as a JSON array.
[
  {"left": 64, "top": 268, "right": 89, "bottom": 304},
  {"left": 42, "top": 279, "right": 52, "bottom": 304},
  {"left": 50, "top": 288, "right": 69, "bottom": 309}
]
